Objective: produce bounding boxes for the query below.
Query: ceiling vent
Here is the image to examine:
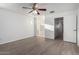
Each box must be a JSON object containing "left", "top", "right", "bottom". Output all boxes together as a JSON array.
[{"left": 50, "top": 11, "right": 55, "bottom": 13}]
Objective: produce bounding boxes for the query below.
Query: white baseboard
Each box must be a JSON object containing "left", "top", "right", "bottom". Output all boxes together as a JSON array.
[{"left": 0, "top": 35, "right": 34, "bottom": 45}]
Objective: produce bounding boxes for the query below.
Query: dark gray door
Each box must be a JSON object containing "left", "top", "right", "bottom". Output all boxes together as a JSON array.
[{"left": 54, "top": 17, "right": 63, "bottom": 40}]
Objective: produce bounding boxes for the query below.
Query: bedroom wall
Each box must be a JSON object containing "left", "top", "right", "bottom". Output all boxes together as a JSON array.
[
  {"left": 45, "top": 10, "right": 77, "bottom": 43},
  {"left": 0, "top": 8, "right": 34, "bottom": 44},
  {"left": 45, "top": 15, "right": 54, "bottom": 39},
  {"left": 53, "top": 10, "right": 76, "bottom": 43},
  {"left": 77, "top": 8, "right": 79, "bottom": 46}
]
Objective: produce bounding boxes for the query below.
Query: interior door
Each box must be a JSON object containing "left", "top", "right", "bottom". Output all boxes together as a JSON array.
[
  {"left": 64, "top": 14, "right": 76, "bottom": 43},
  {"left": 54, "top": 17, "right": 63, "bottom": 40}
]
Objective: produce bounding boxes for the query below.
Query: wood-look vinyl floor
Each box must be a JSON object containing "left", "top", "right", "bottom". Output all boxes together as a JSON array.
[{"left": 0, "top": 36, "right": 79, "bottom": 55}]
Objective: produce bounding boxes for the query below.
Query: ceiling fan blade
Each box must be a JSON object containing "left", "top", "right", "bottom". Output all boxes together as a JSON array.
[
  {"left": 38, "top": 9, "right": 46, "bottom": 11},
  {"left": 36, "top": 10, "right": 40, "bottom": 15},
  {"left": 28, "top": 10, "right": 34, "bottom": 13},
  {"left": 22, "top": 7, "right": 32, "bottom": 9}
]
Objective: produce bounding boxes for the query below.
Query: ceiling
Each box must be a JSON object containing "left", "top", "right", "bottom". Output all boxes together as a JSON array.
[{"left": 0, "top": 3, "right": 79, "bottom": 15}]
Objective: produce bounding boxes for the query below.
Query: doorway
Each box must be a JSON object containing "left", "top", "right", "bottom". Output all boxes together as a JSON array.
[{"left": 54, "top": 17, "right": 63, "bottom": 40}]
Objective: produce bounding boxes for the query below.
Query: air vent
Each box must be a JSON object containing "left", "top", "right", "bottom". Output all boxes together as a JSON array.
[
  {"left": 50, "top": 11, "right": 55, "bottom": 13},
  {"left": 22, "top": 7, "right": 31, "bottom": 9}
]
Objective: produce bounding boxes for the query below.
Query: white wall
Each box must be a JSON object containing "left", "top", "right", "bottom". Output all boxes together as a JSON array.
[
  {"left": 0, "top": 7, "right": 77, "bottom": 44},
  {"left": 77, "top": 8, "right": 79, "bottom": 46},
  {"left": 0, "top": 8, "right": 34, "bottom": 44},
  {"left": 45, "top": 10, "right": 77, "bottom": 43},
  {"left": 45, "top": 15, "right": 54, "bottom": 39}
]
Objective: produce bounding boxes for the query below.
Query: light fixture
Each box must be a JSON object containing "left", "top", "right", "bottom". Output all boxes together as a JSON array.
[{"left": 33, "top": 10, "right": 37, "bottom": 14}]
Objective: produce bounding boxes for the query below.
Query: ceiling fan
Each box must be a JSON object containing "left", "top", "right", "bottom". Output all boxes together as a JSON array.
[{"left": 22, "top": 3, "right": 47, "bottom": 15}]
